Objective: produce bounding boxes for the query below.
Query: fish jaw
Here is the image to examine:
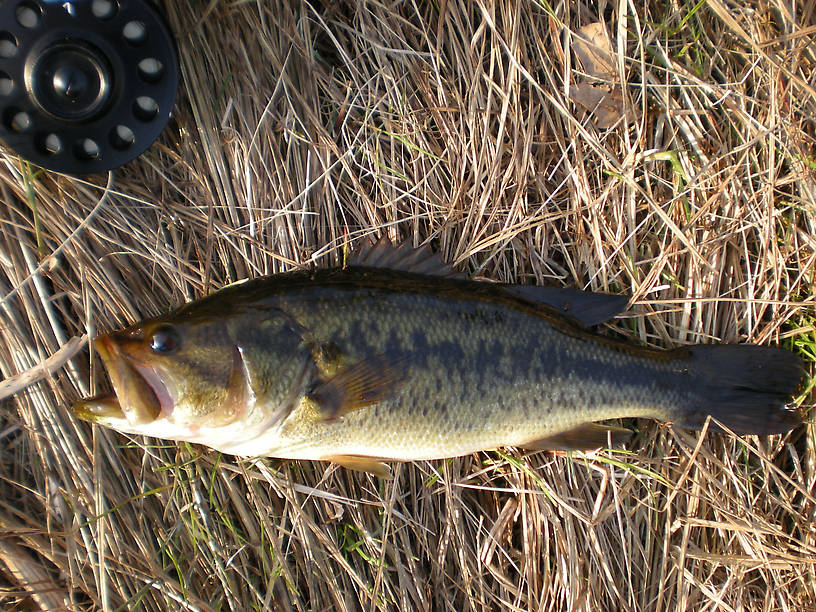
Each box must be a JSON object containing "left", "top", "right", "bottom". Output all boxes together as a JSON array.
[
  {"left": 73, "top": 393, "right": 128, "bottom": 424},
  {"left": 72, "top": 391, "right": 291, "bottom": 455},
  {"left": 90, "top": 334, "right": 169, "bottom": 425}
]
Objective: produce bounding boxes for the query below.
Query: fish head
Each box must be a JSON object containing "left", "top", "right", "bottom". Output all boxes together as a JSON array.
[{"left": 73, "top": 314, "right": 243, "bottom": 433}]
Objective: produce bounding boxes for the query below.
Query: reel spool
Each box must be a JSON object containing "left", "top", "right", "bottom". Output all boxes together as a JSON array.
[{"left": 0, "top": 0, "right": 178, "bottom": 174}]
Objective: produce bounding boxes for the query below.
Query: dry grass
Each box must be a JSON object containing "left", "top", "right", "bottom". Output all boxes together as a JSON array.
[{"left": 1, "top": 0, "right": 815, "bottom": 609}]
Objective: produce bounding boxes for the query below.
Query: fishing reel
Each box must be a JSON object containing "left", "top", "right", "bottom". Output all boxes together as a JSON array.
[{"left": 0, "top": 0, "right": 178, "bottom": 174}]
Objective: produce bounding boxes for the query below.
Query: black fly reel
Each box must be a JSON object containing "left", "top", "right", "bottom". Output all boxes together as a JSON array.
[{"left": 0, "top": 0, "right": 178, "bottom": 174}]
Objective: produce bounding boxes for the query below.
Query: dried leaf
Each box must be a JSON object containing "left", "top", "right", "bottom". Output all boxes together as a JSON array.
[
  {"left": 569, "top": 23, "right": 631, "bottom": 128},
  {"left": 569, "top": 82, "right": 625, "bottom": 129},
  {"left": 569, "top": 82, "right": 608, "bottom": 110},
  {"left": 573, "top": 22, "right": 616, "bottom": 80}
]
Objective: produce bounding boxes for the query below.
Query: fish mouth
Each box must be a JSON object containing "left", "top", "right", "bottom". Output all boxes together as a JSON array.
[{"left": 75, "top": 334, "right": 173, "bottom": 426}]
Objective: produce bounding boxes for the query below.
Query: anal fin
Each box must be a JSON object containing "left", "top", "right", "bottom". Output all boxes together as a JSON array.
[
  {"left": 521, "top": 423, "right": 632, "bottom": 452},
  {"left": 325, "top": 455, "right": 393, "bottom": 478}
]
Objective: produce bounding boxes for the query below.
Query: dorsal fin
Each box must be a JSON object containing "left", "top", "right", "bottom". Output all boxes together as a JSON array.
[
  {"left": 347, "top": 237, "right": 627, "bottom": 326},
  {"left": 348, "top": 236, "right": 465, "bottom": 279},
  {"left": 502, "top": 285, "right": 629, "bottom": 326}
]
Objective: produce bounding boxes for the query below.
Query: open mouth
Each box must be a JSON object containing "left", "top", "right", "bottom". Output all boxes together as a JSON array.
[
  {"left": 130, "top": 362, "right": 175, "bottom": 417},
  {"left": 89, "top": 335, "right": 168, "bottom": 425}
]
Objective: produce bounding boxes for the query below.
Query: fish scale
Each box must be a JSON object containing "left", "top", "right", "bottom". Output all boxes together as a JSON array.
[{"left": 242, "top": 283, "right": 777, "bottom": 460}]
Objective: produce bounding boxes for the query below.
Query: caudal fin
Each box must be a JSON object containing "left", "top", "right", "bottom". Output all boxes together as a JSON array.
[{"left": 675, "top": 345, "right": 805, "bottom": 435}]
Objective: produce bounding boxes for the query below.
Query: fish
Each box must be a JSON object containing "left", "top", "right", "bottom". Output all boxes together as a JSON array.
[{"left": 73, "top": 239, "right": 806, "bottom": 477}]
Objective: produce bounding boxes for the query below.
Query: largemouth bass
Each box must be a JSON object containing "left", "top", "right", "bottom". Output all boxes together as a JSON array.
[{"left": 74, "top": 240, "right": 805, "bottom": 476}]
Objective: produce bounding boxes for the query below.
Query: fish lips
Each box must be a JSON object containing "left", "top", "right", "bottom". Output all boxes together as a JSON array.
[
  {"left": 88, "top": 334, "right": 173, "bottom": 426},
  {"left": 73, "top": 392, "right": 128, "bottom": 424}
]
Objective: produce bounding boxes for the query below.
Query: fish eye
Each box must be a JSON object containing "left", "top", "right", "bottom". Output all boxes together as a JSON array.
[{"left": 149, "top": 324, "right": 180, "bottom": 354}]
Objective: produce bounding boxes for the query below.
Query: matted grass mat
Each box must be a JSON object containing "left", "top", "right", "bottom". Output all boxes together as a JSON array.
[{"left": 1, "top": 1, "right": 814, "bottom": 609}]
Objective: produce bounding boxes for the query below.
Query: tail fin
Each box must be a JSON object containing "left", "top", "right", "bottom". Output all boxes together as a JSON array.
[{"left": 675, "top": 345, "right": 805, "bottom": 435}]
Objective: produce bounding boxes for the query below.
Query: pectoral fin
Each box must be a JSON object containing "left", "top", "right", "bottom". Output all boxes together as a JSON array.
[
  {"left": 311, "top": 341, "right": 345, "bottom": 377},
  {"left": 521, "top": 423, "right": 632, "bottom": 452},
  {"left": 308, "top": 354, "right": 409, "bottom": 420},
  {"left": 325, "top": 455, "right": 393, "bottom": 478}
]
